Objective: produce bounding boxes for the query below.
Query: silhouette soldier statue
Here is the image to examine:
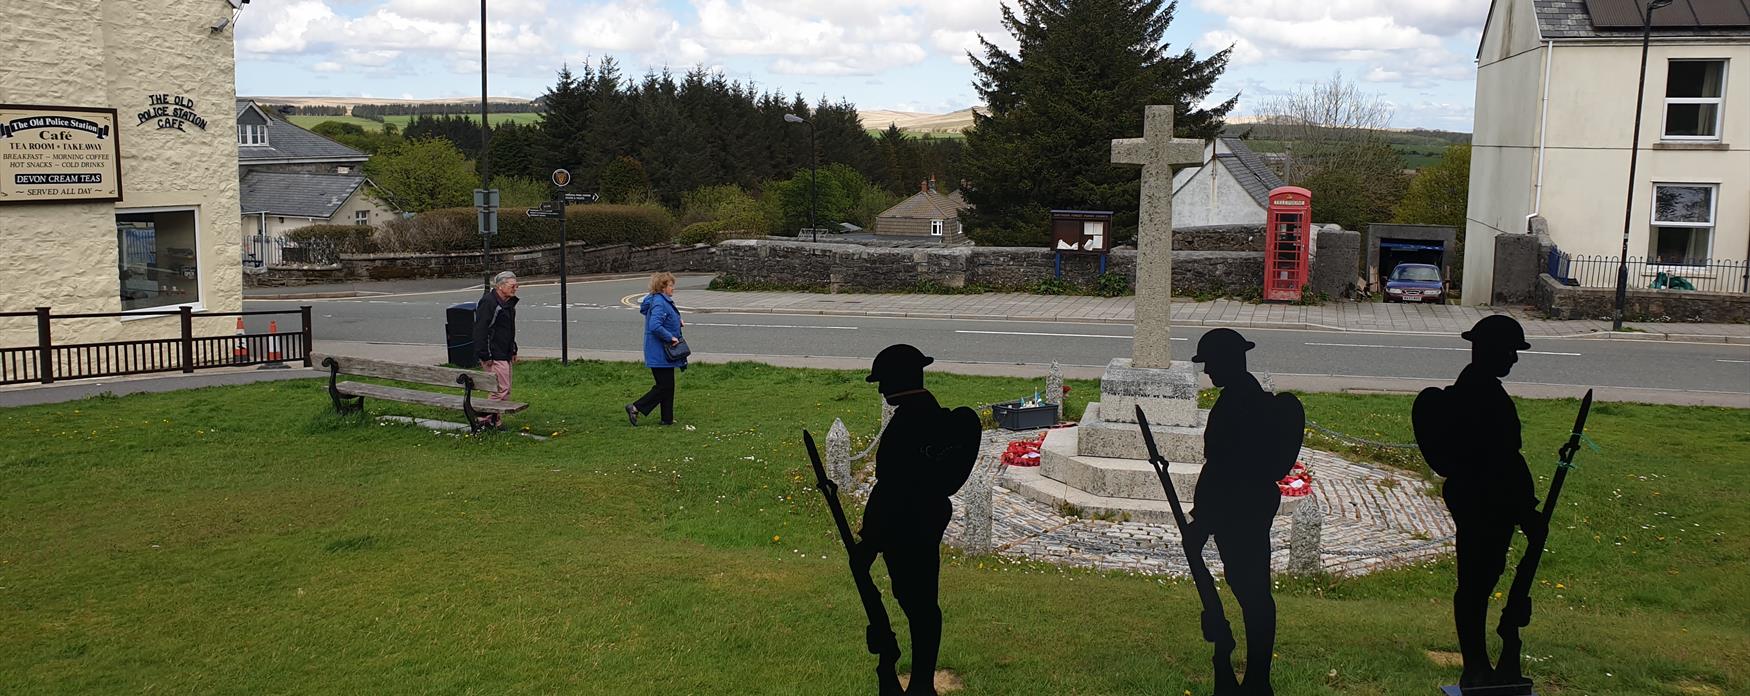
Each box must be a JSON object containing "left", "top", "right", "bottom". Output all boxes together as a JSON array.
[
  {"left": 850, "top": 344, "right": 981, "bottom": 695},
  {"left": 1188, "top": 328, "right": 1304, "bottom": 695},
  {"left": 1414, "top": 315, "right": 1551, "bottom": 694}
]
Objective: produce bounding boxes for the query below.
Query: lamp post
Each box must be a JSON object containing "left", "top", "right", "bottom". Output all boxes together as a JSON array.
[
  {"left": 784, "top": 113, "right": 817, "bottom": 242},
  {"left": 1613, "top": 0, "right": 1672, "bottom": 331},
  {"left": 477, "top": 0, "right": 493, "bottom": 289}
]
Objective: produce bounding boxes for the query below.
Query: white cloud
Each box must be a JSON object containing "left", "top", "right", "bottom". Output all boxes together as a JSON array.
[
  {"left": 567, "top": 0, "right": 683, "bottom": 53},
  {"left": 1195, "top": 0, "right": 1485, "bottom": 85}
]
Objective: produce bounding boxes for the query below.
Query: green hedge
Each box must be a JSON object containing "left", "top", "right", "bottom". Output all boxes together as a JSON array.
[
  {"left": 284, "top": 224, "right": 377, "bottom": 253},
  {"left": 376, "top": 204, "right": 676, "bottom": 253}
]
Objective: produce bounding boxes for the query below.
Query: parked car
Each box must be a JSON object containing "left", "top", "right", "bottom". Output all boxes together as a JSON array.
[{"left": 1384, "top": 263, "right": 1446, "bottom": 304}]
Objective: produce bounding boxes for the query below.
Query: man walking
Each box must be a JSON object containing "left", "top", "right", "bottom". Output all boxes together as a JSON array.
[
  {"left": 1190, "top": 328, "right": 1304, "bottom": 695},
  {"left": 471, "top": 271, "right": 519, "bottom": 430},
  {"left": 1414, "top": 315, "right": 1545, "bottom": 690},
  {"left": 854, "top": 344, "right": 979, "bottom": 696}
]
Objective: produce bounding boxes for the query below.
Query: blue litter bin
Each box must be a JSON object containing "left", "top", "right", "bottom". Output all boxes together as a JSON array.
[{"left": 445, "top": 302, "right": 478, "bottom": 368}]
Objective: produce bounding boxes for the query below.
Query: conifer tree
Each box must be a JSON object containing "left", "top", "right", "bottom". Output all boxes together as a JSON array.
[{"left": 961, "top": 0, "right": 1235, "bottom": 246}]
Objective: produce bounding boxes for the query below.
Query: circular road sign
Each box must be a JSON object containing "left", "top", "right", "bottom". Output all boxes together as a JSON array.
[{"left": 552, "top": 169, "right": 572, "bottom": 188}]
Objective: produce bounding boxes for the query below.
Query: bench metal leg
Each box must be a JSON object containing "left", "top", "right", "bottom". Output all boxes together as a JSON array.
[
  {"left": 324, "top": 357, "right": 364, "bottom": 416},
  {"left": 458, "top": 374, "right": 487, "bottom": 434}
]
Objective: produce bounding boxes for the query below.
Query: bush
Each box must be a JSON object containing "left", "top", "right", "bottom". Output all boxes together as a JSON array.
[
  {"left": 375, "top": 204, "right": 677, "bottom": 254},
  {"left": 1094, "top": 271, "right": 1130, "bottom": 297},
  {"left": 377, "top": 208, "right": 475, "bottom": 253},
  {"left": 284, "top": 224, "right": 377, "bottom": 253}
]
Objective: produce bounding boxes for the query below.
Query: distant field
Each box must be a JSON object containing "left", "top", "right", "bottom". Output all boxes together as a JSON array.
[
  {"left": 864, "top": 129, "right": 965, "bottom": 140},
  {"left": 286, "top": 113, "right": 543, "bottom": 131},
  {"left": 1242, "top": 139, "right": 1449, "bottom": 170}
]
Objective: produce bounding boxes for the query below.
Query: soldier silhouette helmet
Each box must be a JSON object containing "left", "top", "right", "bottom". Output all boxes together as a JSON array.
[
  {"left": 866, "top": 344, "right": 935, "bottom": 383},
  {"left": 1191, "top": 328, "right": 1257, "bottom": 363},
  {"left": 1460, "top": 315, "right": 1531, "bottom": 350}
]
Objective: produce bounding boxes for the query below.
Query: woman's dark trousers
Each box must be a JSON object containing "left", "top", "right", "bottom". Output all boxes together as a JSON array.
[{"left": 633, "top": 367, "right": 676, "bottom": 423}]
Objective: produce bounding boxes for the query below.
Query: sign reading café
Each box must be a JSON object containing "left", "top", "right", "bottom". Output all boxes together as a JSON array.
[{"left": 0, "top": 104, "right": 122, "bottom": 205}]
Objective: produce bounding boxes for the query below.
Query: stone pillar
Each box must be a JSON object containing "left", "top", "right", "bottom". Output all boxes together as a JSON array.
[
  {"left": 825, "top": 418, "right": 853, "bottom": 489},
  {"left": 1045, "top": 361, "right": 1064, "bottom": 422},
  {"left": 1288, "top": 493, "right": 1323, "bottom": 576},
  {"left": 960, "top": 452, "right": 998, "bottom": 555}
]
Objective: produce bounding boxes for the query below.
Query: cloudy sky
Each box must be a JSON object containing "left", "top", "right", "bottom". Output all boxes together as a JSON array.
[{"left": 235, "top": 0, "right": 1486, "bottom": 131}]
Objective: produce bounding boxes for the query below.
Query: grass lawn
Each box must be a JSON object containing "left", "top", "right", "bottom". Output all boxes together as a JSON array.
[{"left": 2, "top": 361, "right": 1745, "bottom": 694}]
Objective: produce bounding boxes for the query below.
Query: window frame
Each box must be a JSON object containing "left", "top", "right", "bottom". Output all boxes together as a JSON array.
[
  {"left": 237, "top": 123, "right": 269, "bottom": 147},
  {"left": 1647, "top": 182, "right": 1718, "bottom": 268},
  {"left": 114, "top": 205, "right": 205, "bottom": 318},
  {"left": 354, "top": 209, "right": 369, "bottom": 225},
  {"left": 929, "top": 219, "right": 944, "bottom": 236},
  {"left": 1661, "top": 59, "right": 1728, "bottom": 141}
]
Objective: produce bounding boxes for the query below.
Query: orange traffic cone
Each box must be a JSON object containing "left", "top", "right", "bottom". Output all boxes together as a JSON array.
[
  {"left": 259, "top": 320, "right": 289, "bottom": 370},
  {"left": 233, "top": 316, "right": 249, "bottom": 363}
]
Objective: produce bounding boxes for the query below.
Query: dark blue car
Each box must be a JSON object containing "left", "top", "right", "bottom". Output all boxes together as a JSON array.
[{"left": 1384, "top": 263, "right": 1446, "bottom": 304}]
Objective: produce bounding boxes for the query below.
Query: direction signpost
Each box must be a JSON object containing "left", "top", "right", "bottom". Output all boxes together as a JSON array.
[{"left": 550, "top": 169, "right": 571, "bottom": 365}]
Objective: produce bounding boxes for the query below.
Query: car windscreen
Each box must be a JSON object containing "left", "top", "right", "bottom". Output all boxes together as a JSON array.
[{"left": 1391, "top": 266, "right": 1441, "bottom": 282}]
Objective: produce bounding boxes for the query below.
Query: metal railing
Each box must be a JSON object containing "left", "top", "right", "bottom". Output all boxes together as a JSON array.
[
  {"left": 1548, "top": 252, "right": 1748, "bottom": 294},
  {"left": 243, "top": 234, "right": 339, "bottom": 269},
  {"left": 0, "top": 306, "right": 313, "bottom": 385}
]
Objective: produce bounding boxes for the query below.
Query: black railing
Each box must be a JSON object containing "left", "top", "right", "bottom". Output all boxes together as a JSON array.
[
  {"left": 0, "top": 306, "right": 313, "bottom": 386},
  {"left": 243, "top": 234, "right": 339, "bottom": 269},
  {"left": 1549, "top": 253, "right": 1749, "bottom": 294}
]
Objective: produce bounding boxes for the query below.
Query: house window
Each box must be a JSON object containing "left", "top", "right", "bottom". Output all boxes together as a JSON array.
[
  {"left": 237, "top": 124, "right": 268, "bottom": 146},
  {"left": 1649, "top": 184, "right": 1715, "bottom": 266},
  {"left": 1663, "top": 60, "right": 1726, "bottom": 140},
  {"left": 355, "top": 210, "right": 369, "bottom": 225},
  {"left": 930, "top": 219, "right": 944, "bottom": 236},
  {"left": 116, "top": 209, "right": 201, "bottom": 311}
]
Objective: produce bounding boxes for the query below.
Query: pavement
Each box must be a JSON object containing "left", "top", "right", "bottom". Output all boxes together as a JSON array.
[{"left": 247, "top": 272, "right": 1750, "bottom": 344}]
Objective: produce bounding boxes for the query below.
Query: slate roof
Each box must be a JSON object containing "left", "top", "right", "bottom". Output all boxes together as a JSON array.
[
  {"left": 877, "top": 189, "right": 972, "bottom": 220},
  {"left": 1533, "top": 0, "right": 1750, "bottom": 40},
  {"left": 241, "top": 171, "right": 367, "bottom": 218},
  {"left": 235, "top": 100, "right": 369, "bottom": 163},
  {"left": 1213, "top": 137, "right": 1287, "bottom": 208}
]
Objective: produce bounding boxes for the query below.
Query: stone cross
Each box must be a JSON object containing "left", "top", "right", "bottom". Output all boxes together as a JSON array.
[{"left": 1112, "top": 106, "right": 1205, "bottom": 369}]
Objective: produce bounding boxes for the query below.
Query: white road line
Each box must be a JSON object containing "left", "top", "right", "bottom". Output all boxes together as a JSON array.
[
  {"left": 1304, "top": 341, "right": 1582, "bottom": 357},
  {"left": 688, "top": 322, "right": 858, "bottom": 330},
  {"left": 957, "top": 330, "right": 1185, "bottom": 340},
  {"left": 1719, "top": 359, "right": 1750, "bottom": 364}
]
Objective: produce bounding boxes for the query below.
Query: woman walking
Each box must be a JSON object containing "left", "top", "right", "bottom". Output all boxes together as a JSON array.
[{"left": 627, "top": 272, "right": 686, "bottom": 426}]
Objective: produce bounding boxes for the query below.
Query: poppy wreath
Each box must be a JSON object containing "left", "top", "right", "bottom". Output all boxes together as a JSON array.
[
  {"left": 1277, "top": 461, "right": 1313, "bottom": 497},
  {"left": 1001, "top": 434, "right": 1047, "bottom": 468}
]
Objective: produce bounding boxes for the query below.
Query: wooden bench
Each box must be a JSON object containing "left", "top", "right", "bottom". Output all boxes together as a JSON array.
[{"left": 313, "top": 353, "right": 528, "bottom": 433}]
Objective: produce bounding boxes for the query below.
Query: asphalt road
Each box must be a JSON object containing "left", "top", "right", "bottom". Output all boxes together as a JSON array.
[{"left": 247, "top": 274, "right": 1750, "bottom": 400}]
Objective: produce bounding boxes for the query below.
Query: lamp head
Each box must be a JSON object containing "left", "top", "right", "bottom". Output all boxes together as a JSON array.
[{"left": 784, "top": 114, "right": 805, "bottom": 124}]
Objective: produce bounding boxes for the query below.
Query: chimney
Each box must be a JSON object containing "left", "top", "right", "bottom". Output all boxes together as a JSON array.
[
  {"left": 920, "top": 180, "right": 928, "bottom": 193},
  {"left": 927, "top": 175, "right": 937, "bottom": 193}
]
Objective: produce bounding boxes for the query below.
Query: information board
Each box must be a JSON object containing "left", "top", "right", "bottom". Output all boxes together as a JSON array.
[{"left": 0, "top": 104, "right": 122, "bottom": 205}]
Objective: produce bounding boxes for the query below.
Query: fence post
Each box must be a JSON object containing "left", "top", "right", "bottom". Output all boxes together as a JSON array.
[
  {"left": 35, "top": 306, "right": 52, "bottom": 384},
  {"left": 179, "top": 306, "right": 194, "bottom": 373},
  {"left": 300, "top": 306, "right": 314, "bottom": 367}
]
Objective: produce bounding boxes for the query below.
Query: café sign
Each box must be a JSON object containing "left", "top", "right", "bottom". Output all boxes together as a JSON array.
[{"left": 0, "top": 104, "right": 122, "bottom": 205}]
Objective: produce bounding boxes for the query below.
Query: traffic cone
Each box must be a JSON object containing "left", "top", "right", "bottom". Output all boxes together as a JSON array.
[
  {"left": 258, "top": 319, "right": 289, "bottom": 370},
  {"left": 233, "top": 316, "right": 249, "bottom": 363}
]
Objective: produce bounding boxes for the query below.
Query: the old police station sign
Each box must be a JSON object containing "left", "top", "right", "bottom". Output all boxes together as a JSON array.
[{"left": 0, "top": 104, "right": 122, "bottom": 204}]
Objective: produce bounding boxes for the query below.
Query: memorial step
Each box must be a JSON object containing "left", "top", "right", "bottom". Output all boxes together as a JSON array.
[
  {"left": 1076, "top": 401, "right": 1208, "bottom": 462},
  {"left": 1002, "top": 464, "right": 1306, "bottom": 525}
]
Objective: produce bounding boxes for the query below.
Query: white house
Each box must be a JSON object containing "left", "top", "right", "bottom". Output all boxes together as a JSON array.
[
  {"left": 1170, "top": 137, "right": 1288, "bottom": 228},
  {"left": 235, "top": 100, "right": 397, "bottom": 237},
  {"left": 1465, "top": 0, "right": 1749, "bottom": 301}
]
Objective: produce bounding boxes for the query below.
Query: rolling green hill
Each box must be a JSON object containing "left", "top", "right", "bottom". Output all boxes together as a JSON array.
[{"left": 286, "top": 112, "right": 542, "bottom": 131}]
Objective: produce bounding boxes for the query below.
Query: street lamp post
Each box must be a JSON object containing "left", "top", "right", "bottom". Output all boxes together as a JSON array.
[
  {"left": 1613, "top": 0, "right": 1672, "bottom": 331},
  {"left": 784, "top": 113, "right": 817, "bottom": 242},
  {"left": 477, "top": 0, "right": 494, "bottom": 289}
]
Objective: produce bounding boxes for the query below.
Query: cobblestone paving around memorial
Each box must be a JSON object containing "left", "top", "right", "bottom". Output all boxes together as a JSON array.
[{"left": 857, "top": 428, "right": 1456, "bottom": 577}]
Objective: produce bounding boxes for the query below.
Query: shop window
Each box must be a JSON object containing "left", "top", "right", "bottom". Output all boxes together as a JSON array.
[
  {"left": 1649, "top": 184, "right": 1715, "bottom": 266},
  {"left": 116, "top": 209, "right": 200, "bottom": 311},
  {"left": 1664, "top": 60, "right": 1726, "bottom": 140}
]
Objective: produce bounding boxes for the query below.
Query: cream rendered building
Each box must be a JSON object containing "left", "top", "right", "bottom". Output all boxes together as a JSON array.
[
  {"left": 1466, "top": 0, "right": 1750, "bottom": 301},
  {"left": 1, "top": 0, "right": 243, "bottom": 346}
]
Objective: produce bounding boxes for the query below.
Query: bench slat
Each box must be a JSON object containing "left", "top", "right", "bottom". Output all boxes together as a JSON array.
[
  {"left": 313, "top": 353, "right": 499, "bottom": 393},
  {"left": 336, "top": 381, "right": 528, "bottom": 414}
]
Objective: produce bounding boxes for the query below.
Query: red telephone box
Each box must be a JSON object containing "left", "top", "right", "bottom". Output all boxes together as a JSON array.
[{"left": 1263, "top": 186, "right": 1312, "bottom": 301}]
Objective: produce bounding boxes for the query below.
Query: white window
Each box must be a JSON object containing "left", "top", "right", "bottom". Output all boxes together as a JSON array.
[
  {"left": 237, "top": 123, "right": 269, "bottom": 146},
  {"left": 355, "top": 210, "right": 369, "bottom": 225},
  {"left": 1663, "top": 60, "right": 1726, "bottom": 140},
  {"left": 116, "top": 208, "right": 201, "bottom": 311},
  {"left": 930, "top": 219, "right": 944, "bottom": 236},
  {"left": 1649, "top": 183, "right": 1716, "bottom": 266}
]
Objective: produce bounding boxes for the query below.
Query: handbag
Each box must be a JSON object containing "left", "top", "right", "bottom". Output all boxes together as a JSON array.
[{"left": 662, "top": 336, "right": 691, "bottom": 362}]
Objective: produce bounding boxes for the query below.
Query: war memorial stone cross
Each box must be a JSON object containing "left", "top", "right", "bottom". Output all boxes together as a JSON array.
[{"left": 1112, "top": 105, "right": 1205, "bottom": 369}]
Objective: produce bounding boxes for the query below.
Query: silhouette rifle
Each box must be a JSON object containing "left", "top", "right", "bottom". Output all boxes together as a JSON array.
[
  {"left": 803, "top": 430, "right": 905, "bottom": 696},
  {"left": 1495, "top": 389, "right": 1592, "bottom": 685},
  {"left": 1135, "top": 406, "right": 1241, "bottom": 694}
]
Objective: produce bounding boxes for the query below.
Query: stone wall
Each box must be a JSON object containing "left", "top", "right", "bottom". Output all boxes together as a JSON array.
[
  {"left": 1492, "top": 233, "right": 1550, "bottom": 306},
  {"left": 1309, "top": 226, "right": 1361, "bottom": 299},
  {"left": 245, "top": 242, "right": 714, "bottom": 287},
  {"left": 1534, "top": 274, "right": 1750, "bottom": 323},
  {"left": 714, "top": 240, "right": 1268, "bottom": 297},
  {"left": 1173, "top": 224, "right": 1267, "bottom": 252}
]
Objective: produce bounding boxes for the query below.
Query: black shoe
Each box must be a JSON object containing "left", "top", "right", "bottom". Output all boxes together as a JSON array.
[
  {"left": 659, "top": 420, "right": 675, "bottom": 426},
  {"left": 625, "top": 404, "right": 639, "bottom": 426}
]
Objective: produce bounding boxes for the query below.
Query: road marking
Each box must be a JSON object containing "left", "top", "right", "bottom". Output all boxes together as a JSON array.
[
  {"left": 1304, "top": 342, "right": 1581, "bottom": 357},
  {"left": 1719, "top": 359, "right": 1750, "bottom": 364},
  {"left": 688, "top": 322, "right": 858, "bottom": 330},
  {"left": 957, "top": 330, "right": 1186, "bottom": 340}
]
